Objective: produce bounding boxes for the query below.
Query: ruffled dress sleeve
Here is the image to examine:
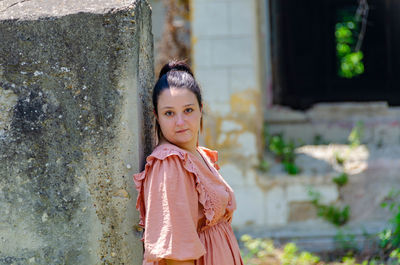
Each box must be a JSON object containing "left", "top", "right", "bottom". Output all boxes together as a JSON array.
[
  {"left": 135, "top": 154, "right": 206, "bottom": 262},
  {"left": 199, "top": 147, "right": 220, "bottom": 170}
]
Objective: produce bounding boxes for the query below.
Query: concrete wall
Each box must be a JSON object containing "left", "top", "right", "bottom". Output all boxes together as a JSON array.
[
  {"left": 191, "top": 0, "right": 400, "bottom": 251},
  {"left": 265, "top": 102, "right": 400, "bottom": 146},
  {"left": 191, "top": 0, "right": 266, "bottom": 228},
  {"left": 0, "top": 0, "right": 153, "bottom": 264},
  {"left": 191, "top": 0, "right": 266, "bottom": 229}
]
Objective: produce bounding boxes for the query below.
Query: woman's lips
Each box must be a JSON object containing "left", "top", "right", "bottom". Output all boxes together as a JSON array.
[{"left": 176, "top": 129, "right": 188, "bottom": 133}]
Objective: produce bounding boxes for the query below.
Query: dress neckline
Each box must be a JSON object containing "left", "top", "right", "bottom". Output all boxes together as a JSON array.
[{"left": 156, "top": 142, "right": 217, "bottom": 177}]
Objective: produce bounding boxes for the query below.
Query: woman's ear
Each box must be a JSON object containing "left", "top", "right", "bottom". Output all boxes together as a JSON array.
[{"left": 153, "top": 109, "right": 158, "bottom": 119}]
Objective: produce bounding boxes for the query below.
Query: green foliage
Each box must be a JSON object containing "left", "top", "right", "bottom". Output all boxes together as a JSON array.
[
  {"left": 338, "top": 256, "right": 377, "bottom": 265},
  {"left": 335, "top": 229, "right": 358, "bottom": 252},
  {"left": 281, "top": 243, "right": 320, "bottom": 265},
  {"left": 313, "top": 134, "right": 328, "bottom": 145},
  {"left": 281, "top": 243, "right": 298, "bottom": 265},
  {"left": 317, "top": 204, "right": 350, "bottom": 227},
  {"left": 390, "top": 248, "right": 400, "bottom": 264},
  {"left": 379, "top": 189, "right": 400, "bottom": 250},
  {"left": 376, "top": 189, "right": 400, "bottom": 265},
  {"left": 269, "top": 134, "right": 294, "bottom": 161},
  {"left": 335, "top": 152, "right": 346, "bottom": 165},
  {"left": 333, "top": 173, "right": 349, "bottom": 187},
  {"left": 379, "top": 229, "right": 393, "bottom": 249},
  {"left": 257, "top": 159, "right": 270, "bottom": 173},
  {"left": 338, "top": 49, "right": 365, "bottom": 78},
  {"left": 262, "top": 122, "right": 269, "bottom": 148},
  {"left": 283, "top": 161, "right": 300, "bottom": 175},
  {"left": 340, "top": 255, "right": 386, "bottom": 265},
  {"left": 258, "top": 123, "right": 271, "bottom": 173},
  {"left": 268, "top": 134, "right": 300, "bottom": 175},
  {"left": 240, "top": 234, "right": 275, "bottom": 264},
  {"left": 262, "top": 124, "right": 301, "bottom": 175},
  {"left": 348, "top": 121, "right": 365, "bottom": 148},
  {"left": 342, "top": 256, "right": 357, "bottom": 265},
  {"left": 309, "top": 188, "right": 350, "bottom": 226},
  {"left": 241, "top": 235, "right": 320, "bottom": 265},
  {"left": 335, "top": 12, "right": 365, "bottom": 78},
  {"left": 365, "top": 261, "right": 384, "bottom": 265},
  {"left": 240, "top": 233, "right": 395, "bottom": 265}
]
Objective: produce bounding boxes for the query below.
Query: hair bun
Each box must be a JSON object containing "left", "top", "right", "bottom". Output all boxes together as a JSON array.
[{"left": 158, "top": 60, "right": 194, "bottom": 79}]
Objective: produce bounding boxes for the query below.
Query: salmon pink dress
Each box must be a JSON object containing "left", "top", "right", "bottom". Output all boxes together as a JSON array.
[{"left": 133, "top": 142, "right": 244, "bottom": 265}]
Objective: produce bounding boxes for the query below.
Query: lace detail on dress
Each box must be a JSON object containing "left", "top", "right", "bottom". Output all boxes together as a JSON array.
[{"left": 198, "top": 147, "right": 236, "bottom": 221}]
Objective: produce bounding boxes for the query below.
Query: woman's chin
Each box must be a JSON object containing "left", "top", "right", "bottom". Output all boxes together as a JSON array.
[{"left": 169, "top": 137, "right": 195, "bottom": 147}]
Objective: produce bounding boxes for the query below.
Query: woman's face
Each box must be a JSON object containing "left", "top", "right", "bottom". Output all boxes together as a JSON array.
[{"left": 156, "top": 87, "right": 202, "bottom": 151}]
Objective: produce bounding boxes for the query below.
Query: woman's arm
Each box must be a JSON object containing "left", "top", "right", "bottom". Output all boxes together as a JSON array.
[
  {"left": 142, "top": 158, "right": 205, "bottom": 263},
  {"left": 165, "top": 259, "right": 195, "bottom": 265}
]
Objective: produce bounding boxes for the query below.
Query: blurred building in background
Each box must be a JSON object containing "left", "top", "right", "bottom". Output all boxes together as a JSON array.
[{"left": 150, "top": 0, "right": 400, "bottom": 251}]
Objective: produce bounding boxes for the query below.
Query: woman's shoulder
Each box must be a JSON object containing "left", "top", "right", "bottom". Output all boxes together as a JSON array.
[
  {"left": 151, "top": 143, "right": 219, "bottom": 164},
  {"left": 148, "top": 142, "right": 188, "bottom": 161},
  {"left": 133, "top": 143, "right": 188, "bottom": 184},
  {"left": 134, "top": 143, "right": 220, "bottom": 181},
  {"left": 138, "top": 143, "right": 190, "bottom": 174},
  {"left": 198, "top": 146, "right": 219, "bottom": 164}
]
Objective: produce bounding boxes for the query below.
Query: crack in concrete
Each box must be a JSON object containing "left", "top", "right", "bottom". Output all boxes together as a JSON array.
[{"left": 0, "top": 0, "right": 32, "bottom": 13}]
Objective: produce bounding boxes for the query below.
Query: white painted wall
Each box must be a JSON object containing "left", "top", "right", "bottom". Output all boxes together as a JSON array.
[
  {"left": 192, "top": 0, "right": 259, "bottom": 109},
  {"left": 191, "top": 0, "right": 344, "bottom": 232}
]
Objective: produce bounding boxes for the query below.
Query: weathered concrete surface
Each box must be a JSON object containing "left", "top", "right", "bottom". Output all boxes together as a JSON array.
[
  {"left": 234, "top": 143, "right": 399, "bottom": 252},
  {"left": 0, "top": 0, "right": 142, "bottom": 20},
  {"left": 0, "top": 0, "right": 153, "bottom": 264},
  {"left": 191, "top": 0, "right": 400, "bottom": 252},
  {"left": 265, "top": 102, "right": 400, "bottom": 146}
]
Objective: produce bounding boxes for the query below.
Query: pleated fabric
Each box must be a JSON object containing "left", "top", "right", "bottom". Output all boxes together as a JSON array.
[
  {"left": 134, "top": 142, "right": 244, "bottom": 265},
  {"left": 197, "top": 221, "right": 243, "bottom": 265}
]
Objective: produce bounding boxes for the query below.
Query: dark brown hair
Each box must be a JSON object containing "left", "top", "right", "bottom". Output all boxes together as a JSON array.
[{"left": 152, "top": 60, "right": 203, "bottom": 142}]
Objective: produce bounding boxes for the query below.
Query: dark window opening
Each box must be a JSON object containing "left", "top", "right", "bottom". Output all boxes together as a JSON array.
[{"left": 269, "top": 0, "right": 400, "bottom": 110}]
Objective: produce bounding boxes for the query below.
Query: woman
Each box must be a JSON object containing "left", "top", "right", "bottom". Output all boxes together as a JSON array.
[{"left": 134, "top": 61, "right": 244, "bottom": 265}]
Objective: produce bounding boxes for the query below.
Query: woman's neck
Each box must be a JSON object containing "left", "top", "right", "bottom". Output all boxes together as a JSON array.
[{"left": 159, "top": 139, "right": 198, "bottom": 155}]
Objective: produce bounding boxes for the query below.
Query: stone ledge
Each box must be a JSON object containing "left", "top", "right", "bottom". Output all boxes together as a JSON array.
[
  {"left": 0, "top": 0, "right": 142, "bottom": 20},
  {"left": 255, "top": 173, "right": 337, "bottom": 191},
  {"left": 264, "top": 105, "right": 308, "bottom": 123},
  {"left": 307, "top": 101, "right": 390, "bottom": 121},
  {"left": 237, "top": 220, "right": 386, "bottom": 252},
  {"left": 265, "top": 102, "right": 399, "bottom": 124}
]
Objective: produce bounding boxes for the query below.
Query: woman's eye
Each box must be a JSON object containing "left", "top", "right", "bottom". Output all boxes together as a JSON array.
[
  {"left": 185, "top": 108, "right": 194, "bottom": 113},
  {"left": 165, "top": 111, "right": 173, "bottom": 116}
]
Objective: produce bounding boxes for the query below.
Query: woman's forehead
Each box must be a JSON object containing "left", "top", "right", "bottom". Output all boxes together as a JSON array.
[{"left": 158, "top": 88, "right": 198, "bottom": 107}]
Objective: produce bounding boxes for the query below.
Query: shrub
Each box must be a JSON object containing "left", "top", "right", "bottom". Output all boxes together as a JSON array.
[
  {"left": 333, "top": 173, "right": 349, "bottom": 187},
  {"left": 268, "top": 134, "right": 300, "bottom": 175},
  {"left": 309, "top": 188, "right": 350, "bottom": 226}
]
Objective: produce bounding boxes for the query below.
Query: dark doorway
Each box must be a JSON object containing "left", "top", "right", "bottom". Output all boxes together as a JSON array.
[{"left": 269, "top": 0, "right": 400, "bottom": 110}]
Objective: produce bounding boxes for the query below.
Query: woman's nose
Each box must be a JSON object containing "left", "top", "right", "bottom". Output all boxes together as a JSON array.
[{"left": 176, "top": 114, "right": 185, "bottom": 126}]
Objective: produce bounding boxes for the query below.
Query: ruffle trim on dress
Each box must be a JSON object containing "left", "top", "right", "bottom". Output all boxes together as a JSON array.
[
  {"left": 133, "top": 145, "right": 218, "bottom": 232},
  {"left": 199, "top": 147, "right": 220, "bottom": 170}
]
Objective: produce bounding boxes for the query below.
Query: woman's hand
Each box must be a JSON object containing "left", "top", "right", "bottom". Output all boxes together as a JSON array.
[{"left": 165, "top": 259, "right": 195, "bottom": 265}]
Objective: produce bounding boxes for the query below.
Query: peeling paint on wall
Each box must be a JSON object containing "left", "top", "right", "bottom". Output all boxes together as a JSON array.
[{"left": 204, "top": 89, "right": 263, "bottom": 170}]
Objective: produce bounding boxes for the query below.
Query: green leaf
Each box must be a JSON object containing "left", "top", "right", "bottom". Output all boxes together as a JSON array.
[{"left": 333, "top": 173, "right": 349, "bottom": 187}]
